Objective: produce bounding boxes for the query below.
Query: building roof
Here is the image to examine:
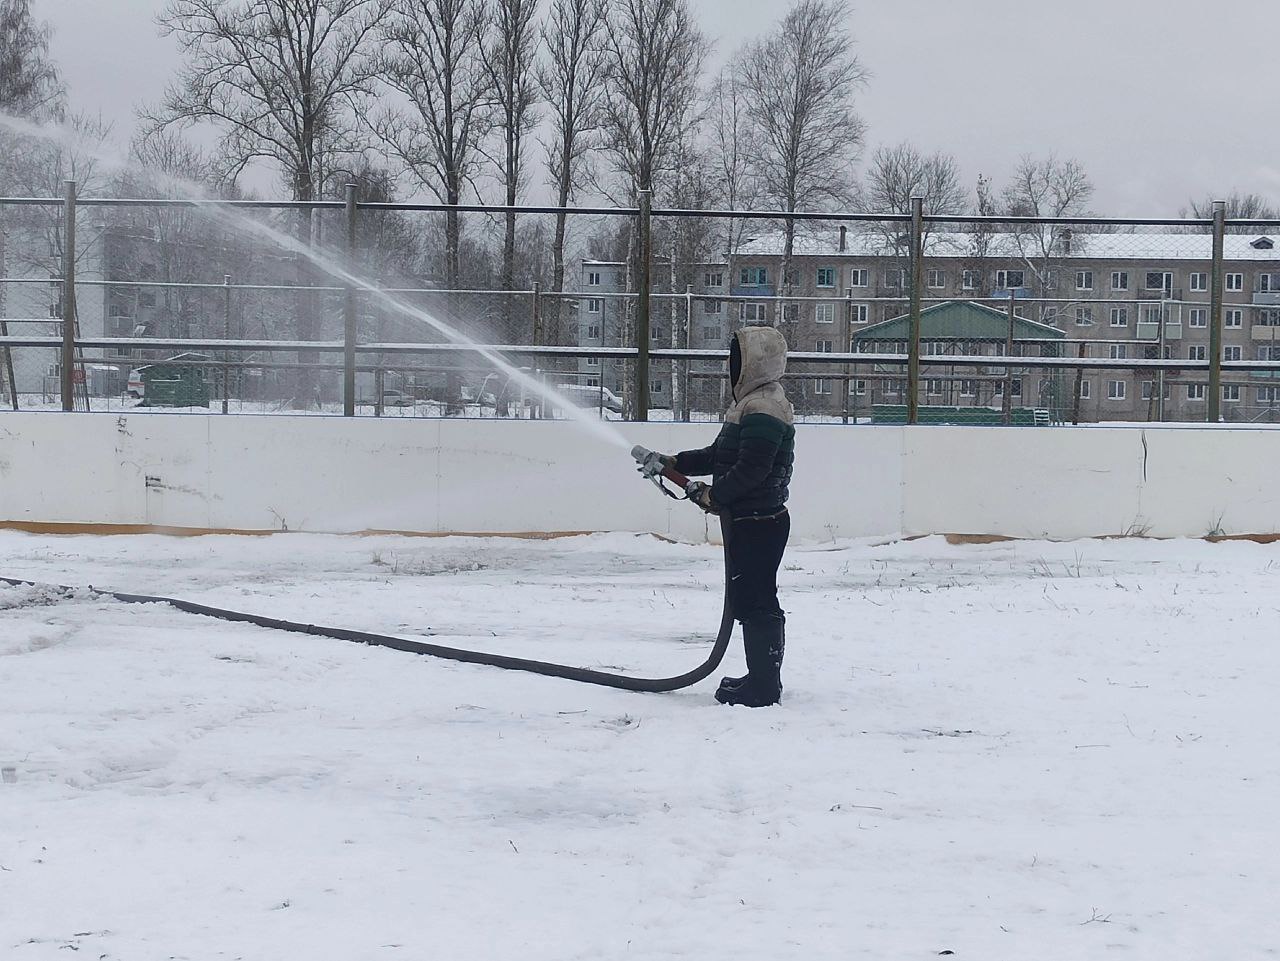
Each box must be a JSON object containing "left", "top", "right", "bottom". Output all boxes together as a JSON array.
[
  {"left": 733, "top": 228, "right": 1280, "bottom": 263},
  {"left": 852, "top": 301, "right": 1067, "bottom": 343}
]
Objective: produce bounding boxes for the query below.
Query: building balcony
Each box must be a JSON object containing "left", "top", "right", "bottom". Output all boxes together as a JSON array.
[
  {"left": 1251, "top": 325, "right": 1280, "bottom": 341},
  {"left": 1252, "top": 292, "right": 1280, "bottom": 305},
  {"left": 1137, "top": 320, "right": 1183, "bottom": 341}
]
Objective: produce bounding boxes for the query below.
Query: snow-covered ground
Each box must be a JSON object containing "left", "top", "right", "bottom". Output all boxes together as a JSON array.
[{"left": 2, "top": 530, "right": 1277, "bottom": 959}]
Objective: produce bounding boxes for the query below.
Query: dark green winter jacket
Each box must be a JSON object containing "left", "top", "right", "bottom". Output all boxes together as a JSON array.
[{"left": 675, "top": 326, "right": 796, "bottom": 519}]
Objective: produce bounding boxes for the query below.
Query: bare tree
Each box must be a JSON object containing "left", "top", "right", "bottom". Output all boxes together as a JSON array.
[
  {"left": 1003, "top": 154, "right": 1094, "bottom": 320},
  {"left": 0, "top": 0, "right": 62, "bottom": 117},
  {"left": 707, "top": 62, "right": 759, "bottom": 264},
  {"left": 481, "top": 0, "right": 539, "bottom": 334},
  {"left": 598, "top": 0, "right": 706, "bottom": 415},
  {"left": 153, "top": 0, "right": 390, "bottom": 404},
  {"left": 598, "top": 0, "right": 707, "bottom": 200},
  {"left": 373, "top": 0, "right": 492, "bottom": 293},
  {"left": 1183, "top": 191, "right": 1279, "bottom": 232},
  {"left": 153, "top": 0, "right": 388, "bottom": 203},
  {"left": 537, "top": 0, "right": 606, "bottom": 345},
  {"left": 0, "top": 0, "right": 65, "bottom": 407},
  {"left": 864, "top": 141, "right": 966, "bottom": 245},
  {"left": 739, "top": 0, "right": 867, "bottom": 317}
]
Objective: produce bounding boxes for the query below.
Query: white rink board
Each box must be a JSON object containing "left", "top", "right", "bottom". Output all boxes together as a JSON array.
[{"left": 2, "top": 412, "right": 1279, "bottom": 540}]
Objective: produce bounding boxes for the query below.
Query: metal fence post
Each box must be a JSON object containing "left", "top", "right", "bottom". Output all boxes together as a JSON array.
[
  {"left": 906, "top": 196, "right": 924, "bottom": 425},
  {"left": 1002, "top": 293, "right": 1015, "bottom": 425},
  {"left": 636, "top": 188, "right": 652, "bottom": 421},
  {"left": 60, "top": 179, "right": 77, "bottom": 412},
  {"left": 842, "top": 286, "right": 853, "bottom": 425},
  {"left": 683, "top": 283, "right": 693, "bottom": 422},
  {"left": 532, "top": 281, "right": 543, "bottom": 345},
  {"left": 222, "top": 274, "right": 232, "bottom": 415},
  {"left": 1208, "top": 199, "right": 1226, "bottom": 423},
  {"left": 343, "top": 183, "right": 358, "bottom": 417}
]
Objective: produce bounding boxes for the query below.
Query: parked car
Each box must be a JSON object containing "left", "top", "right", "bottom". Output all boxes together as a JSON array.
[
  {"left": 381, "top": 389, "right": 415, "bottom": 407},
  {"left": 555, "top": 383, "right": 624, "bottom": 414},
  {"left": 126, "top": 369, "right": 145, "bottom": 400}
]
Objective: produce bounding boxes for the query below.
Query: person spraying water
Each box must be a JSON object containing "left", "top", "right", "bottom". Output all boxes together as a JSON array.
[{"left": 641, "top": 326, "right": 796, "bottom": 707}]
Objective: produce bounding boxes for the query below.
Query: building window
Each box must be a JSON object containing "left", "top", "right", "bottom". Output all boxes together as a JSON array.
[
  {"left": 1189, "top": 308, "right": 1207, "bottom": 328},
  {"left": 1110, "top": 344, "right": 1127, "bottom": 359},
  {"left": 814, "top": 379, "right": 831, "bottom": 395},
  {"left": 927, "top": 268, "right": 945, "bottom": 289},
  {"left": 704, "top": 299, "right": 722, "bottom": 314},
  {"left": 851, "top": 304, "right": 868, "bottom": 324},
  {"left": 739, "top": 267, "right": 767, "bottom": 286},
  {"left": 1187, "top": 384, "right": 1206, "bottom": 400},
  {"left": 1188, "top": 345, "right": 1207, "bottom": 361},
  {"left": 1224, "top": 384, "right": 1241, "bottom": 402},
  {"left": 585, "top": 356, "right": 600, "bottom": 368},
  {"left": 1257, "top": 386, "right": 1280, "bottom": 403},
  {"left": 780, "top": 303, "right": 799, "bottom": 323},
  {"left": 1189, "top": 272, "right": 1208, "bottom": 292},
  {"left": 816, "top": 267, "right": 836, "bottom": 287},
  {"left": 651, "top": 379, "right": 663, "bottom": 393},
  {"left": 1226, "top": 308, "right": 1243, "bottom": 328},
  {"left": 1108, "top": 380, "right": 1127, "bottom": 401},
  {"left": 705, "top": 271, "right": 723, "bottom": 288},
  {"left": 586, "top": 323, "right": 601, "bottom": 339},
  {"left": 702, "top": 325, "right": 722, "bottom": 341},
  {"left": 853, "top": 379, "right": 867, "bottom": 395},
  {"left": 1110, "top": 307, "right": 1128, "bottom": 327},
  {"left": 1075, "top": 306, "right": 1094, "bottom": 326},
  {"left": 959, "top": 380, "right": 976, "bottom": 397},
  {"left": 815, "top": 339, "right": 834, "bottom": 352},
  {"left": 1079, "top": 379, "right": 1091, "bottom": 400},
  {"left": 962, "top": 269, "right": 981, "bottom": 291},
  {"left": 587, "top": 298, "right": 602, "bottom": 313},
  {"left": 1111, "top": 271, "right": 1129, "bottom": 291},
  {"left": 587, "top": 270, "right": 602, "bottom": 286},
  {"left": 586, "top": 377, "right": 599, "bottom": 388},
  {"left": 850, "top": 268, "right": 868, "bottom": 288},
  {"left": 925, "top": 380, "right": 942, "bottom": 395},
  {"left": 1076, "top": 270, "right": 1094, "bottom": 291},
  {"left": 1145, "top": 271, "right": 1172, "bottom": 292},
  {"left": 1226, "top": 273, "right": 1244, "bottom": 291},
  {"left": 1258, "top": 273, "right": 1280, "bottom": 292},
  {"left": 1141, "top": 305, "right": 1162, "bottom": 326},
  {"left": 1224, "top": 345, "right": 1242, "bottom": 361},
  {"left": 815, "top": 303, "right": 835, "bottom": 324},
  {"left": 1258, "top": 309, "right": 1280, "bottom": 326},
  {"left": 741, "top": 302, "right": 767, "bottom": 322},
  {"left": 995, "top": 269, "right": 1025, "bottom": 289},
  {"left": 884, "top": 268, "right": 905, "bottom": 288}
]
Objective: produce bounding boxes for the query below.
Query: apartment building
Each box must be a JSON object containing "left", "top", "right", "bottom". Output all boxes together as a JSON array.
[
  {"left": 576, "top": 259, "right": 730, "bottom": 413},
  {"left": 725, "top": 229, "right": 1280, "bottom": 422}
]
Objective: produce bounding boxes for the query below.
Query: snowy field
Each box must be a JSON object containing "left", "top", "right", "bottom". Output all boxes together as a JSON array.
[{"left": 2, "top": 529, "right": 1278, "bottom": 959}]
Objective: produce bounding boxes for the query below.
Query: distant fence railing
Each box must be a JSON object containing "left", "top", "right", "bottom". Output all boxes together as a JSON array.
[{"left": 3, "top": 185, "right": 1280, "bottom": 425}]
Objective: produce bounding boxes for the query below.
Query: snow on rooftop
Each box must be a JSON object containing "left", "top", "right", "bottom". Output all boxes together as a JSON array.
[
  {"left": 3, "top": 530, "right": 1278, "bottom": 957},
  {"left": 733, "top": 228, "right": 1280, "bottom": 262}
]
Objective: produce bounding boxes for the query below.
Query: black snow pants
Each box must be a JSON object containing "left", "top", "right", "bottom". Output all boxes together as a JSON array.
[{"left": 725, "top": 510, "right": 790, "bottom": 624}]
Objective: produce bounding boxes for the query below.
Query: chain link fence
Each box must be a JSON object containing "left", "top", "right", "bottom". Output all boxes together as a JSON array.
[{"left": 3, "top": 188, "right": 1278, "bottom": 425}]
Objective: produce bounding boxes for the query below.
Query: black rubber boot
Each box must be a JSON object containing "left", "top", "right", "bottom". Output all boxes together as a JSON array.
[
  {"left": 715, "top": 672, "right": 749, "bottom": 695},
  {"left": 715, "top": 616, "right": 784, "bottom": 707}
]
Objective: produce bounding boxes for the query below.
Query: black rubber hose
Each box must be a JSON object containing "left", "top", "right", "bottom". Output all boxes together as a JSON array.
[{"left": 0, "top": 517, "right": 735, "bottom": 693}]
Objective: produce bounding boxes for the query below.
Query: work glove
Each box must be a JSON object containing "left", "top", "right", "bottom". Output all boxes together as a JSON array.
[{"left": 686, "top": 480, "right": 718, "bottom": 514}]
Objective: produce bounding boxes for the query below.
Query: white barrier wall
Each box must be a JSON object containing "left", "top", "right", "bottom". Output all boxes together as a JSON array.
[{"left": 2, "top": 412, "right": 1280, "bottom": 541}]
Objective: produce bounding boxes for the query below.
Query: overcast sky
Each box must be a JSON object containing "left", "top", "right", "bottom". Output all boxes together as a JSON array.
[{"left": 36, "top": 0, "right": 1280, "bottom": 215}]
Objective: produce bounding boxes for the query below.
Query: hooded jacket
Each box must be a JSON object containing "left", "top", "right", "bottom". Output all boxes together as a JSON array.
[{"left": 674, "top": 325, "right": 796, "bottom": 518}]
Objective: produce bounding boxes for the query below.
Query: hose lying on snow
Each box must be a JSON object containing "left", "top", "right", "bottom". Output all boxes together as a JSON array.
[{"left": 0, "top": 519, "right": 734, "bottom": 694}]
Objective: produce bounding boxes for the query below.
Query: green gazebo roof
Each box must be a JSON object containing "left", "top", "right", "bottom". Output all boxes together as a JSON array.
[{"left": 851, "top": 300, "right": 1067, "bottom": 342}]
